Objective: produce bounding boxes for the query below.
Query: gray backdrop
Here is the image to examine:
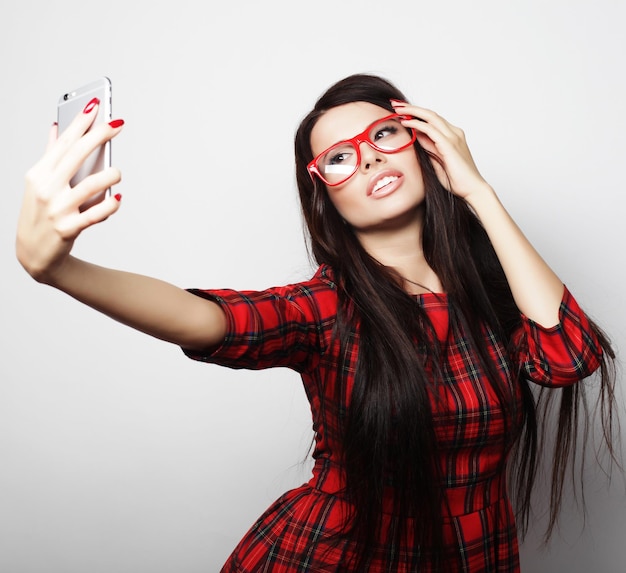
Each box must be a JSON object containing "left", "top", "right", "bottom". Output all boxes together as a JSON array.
[{"left": 2, "top": 0, "right": 625, "bottom": 571}]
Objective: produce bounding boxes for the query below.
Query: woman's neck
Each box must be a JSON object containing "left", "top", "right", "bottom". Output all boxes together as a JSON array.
[{"left": 354, "top": 216, "right": 443, "bottom": 295}]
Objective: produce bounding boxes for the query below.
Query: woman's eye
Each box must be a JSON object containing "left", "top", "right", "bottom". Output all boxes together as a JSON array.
[
  {"left": 374, "top": 125, "right": 398, "bottom": 141},
  {"left": 329, "top": 151, "right": 351, "bottom": 165}
]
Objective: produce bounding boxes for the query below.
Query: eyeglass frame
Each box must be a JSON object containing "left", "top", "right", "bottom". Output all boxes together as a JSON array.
[{"left": 307, "top": 113, "right": 417, "bottom": 187}]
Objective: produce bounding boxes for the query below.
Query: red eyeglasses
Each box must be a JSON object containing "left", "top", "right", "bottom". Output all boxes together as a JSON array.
[{"left": 307, "top": 113, "right": 417, "bottom": 186}]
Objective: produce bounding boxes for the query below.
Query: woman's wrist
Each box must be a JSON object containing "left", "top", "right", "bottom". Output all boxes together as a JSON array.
[{"left": 459, "top": 182, "right": 499, "bottom": 217}]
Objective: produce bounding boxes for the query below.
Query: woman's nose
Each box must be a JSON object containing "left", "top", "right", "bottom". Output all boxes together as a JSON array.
[{"left": 359, "top": 141, "right": 385, "bottom": 171}]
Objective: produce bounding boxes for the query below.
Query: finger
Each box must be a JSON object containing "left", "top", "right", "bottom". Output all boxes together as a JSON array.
[
  {"left": 54, "top": 119, "right": 124, "bottom": 187},
  {"left": 79, "top": 191, "right": 123, "bottom": 227},
  {"left": 392, "top": 101, "right": 458, "bottom": 138},
  {"left": 401, "top": 116, "right": 451, "bottom": 150},
  {"left": 44, "top": 99, "right": 101, "bottom": 168},
  {"left": 56, "top": 191, "right": 123, "bottom": 238},
  {"left": 60, "top": 166, "right": 123, "bottom": 213}
]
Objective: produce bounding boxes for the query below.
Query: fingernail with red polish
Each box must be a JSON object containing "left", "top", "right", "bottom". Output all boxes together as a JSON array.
[
  {"left": 83, "top": 97, "right": 99, "bottom": 114},
  {"left": 109, "top": 119, "right": 124, "bottom": 128},
  {"left": 114, "top": 193, "right": 122, "bottom": 201}
]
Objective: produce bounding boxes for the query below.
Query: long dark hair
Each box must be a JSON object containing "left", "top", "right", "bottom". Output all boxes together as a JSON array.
[{"left": 294, "top": 73, "right": 620, "bottom": 568}]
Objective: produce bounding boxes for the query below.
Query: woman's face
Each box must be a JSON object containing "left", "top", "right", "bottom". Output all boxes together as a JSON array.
[{"left": 310, "top": 102, "right": 425, "bottom": 234}]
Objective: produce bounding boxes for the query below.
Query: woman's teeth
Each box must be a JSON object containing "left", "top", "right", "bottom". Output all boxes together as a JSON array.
[{"left": 373, "top": 176, "right": 398, "bottom": 194}]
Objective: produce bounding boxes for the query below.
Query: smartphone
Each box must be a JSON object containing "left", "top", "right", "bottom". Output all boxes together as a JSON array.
[{"left": 57, "top": 77, "right": 112, "bottom": 210}]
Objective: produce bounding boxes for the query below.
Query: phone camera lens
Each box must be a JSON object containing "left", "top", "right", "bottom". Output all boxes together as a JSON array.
[{"left": 63, "top": 93, "right": 69, "bottom": 101}]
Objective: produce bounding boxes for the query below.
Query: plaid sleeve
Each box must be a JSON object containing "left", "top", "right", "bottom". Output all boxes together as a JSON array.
[
  {"left": 181, "top": 276, "right": 336, "bottom": 373},
  {"left": 515, "top": 286, "right": 603, "bottom": 387}
]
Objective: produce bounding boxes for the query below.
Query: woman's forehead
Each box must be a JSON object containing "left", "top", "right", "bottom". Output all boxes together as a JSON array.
[{"left": 310, "top": 102, "right": 391, "bottom": 155}]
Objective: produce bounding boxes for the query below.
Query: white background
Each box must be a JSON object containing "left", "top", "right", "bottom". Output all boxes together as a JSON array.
[{"left": 2, "top": 1, "right": 625, "bottom": 571}]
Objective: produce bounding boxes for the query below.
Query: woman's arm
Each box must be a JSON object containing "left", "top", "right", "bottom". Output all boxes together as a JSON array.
[
  {"left": 41, "top": 257, "right": 227, "bottom": 350},
  {"left": 461, "top": 183, "right": 564, "bottom": 326},
  {"left": 392, "top": 100, "right": 564, "bottom": 327},
  {"left": 16, "top": 100, "right": 226, "bottom": 351}
]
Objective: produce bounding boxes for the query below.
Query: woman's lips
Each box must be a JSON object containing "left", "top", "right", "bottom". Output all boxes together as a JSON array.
[{"left": 367, "top": 170, "right": 403, "bottom": 198}]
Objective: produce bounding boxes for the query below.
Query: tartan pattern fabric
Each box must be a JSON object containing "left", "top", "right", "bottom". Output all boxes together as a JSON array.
[{"left": 184, "top": 265, "right": 602, "bottom": 572}]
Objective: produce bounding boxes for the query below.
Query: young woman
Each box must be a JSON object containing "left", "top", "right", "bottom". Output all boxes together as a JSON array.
[{"left": 16, "top": 74, "right": 619, "bottom": 572}]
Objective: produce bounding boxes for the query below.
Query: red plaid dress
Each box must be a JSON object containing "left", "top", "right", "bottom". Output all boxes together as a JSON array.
[{"left": 184, "top": 265, "right": 602, "bottom": 572}]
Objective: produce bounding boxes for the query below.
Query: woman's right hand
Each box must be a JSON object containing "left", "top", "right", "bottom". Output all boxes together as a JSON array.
[{"left": 16, "top": 101, "right": 124, "bottom": 285}]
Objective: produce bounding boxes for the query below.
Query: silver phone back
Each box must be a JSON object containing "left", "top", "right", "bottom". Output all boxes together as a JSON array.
[{"left": 57, "top": 77, "right": 112, "bottom": 208}]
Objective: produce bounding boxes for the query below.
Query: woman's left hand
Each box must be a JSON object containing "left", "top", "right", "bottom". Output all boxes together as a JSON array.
[{"left": 391, "top": 100, "right": 490, "bottom": 200}]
